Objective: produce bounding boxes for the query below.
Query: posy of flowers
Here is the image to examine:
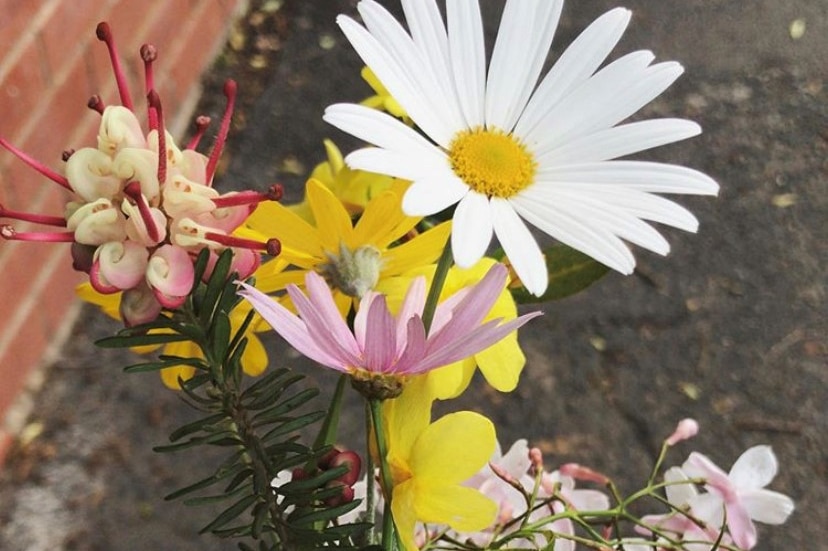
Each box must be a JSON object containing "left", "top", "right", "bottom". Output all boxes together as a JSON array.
[{"left": 0, "top": 1, "right": 793, "bottom": 550}]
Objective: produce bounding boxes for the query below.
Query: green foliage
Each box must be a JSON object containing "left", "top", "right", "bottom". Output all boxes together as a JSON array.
[
  {"left": 507, "top": 244, "right": 610, "bottom": 303},
  {"left": 96, "top": 250, "right": 368, "bottom": 549}
]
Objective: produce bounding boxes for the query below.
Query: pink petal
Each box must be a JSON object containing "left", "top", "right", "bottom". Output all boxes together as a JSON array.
[
  {"left": 426, "top": 263, "right": 507, "bottom": 352},
  {"left": 287, "top": 282, "right": 362, "bottom": 368},
  {"left": 303, "top": 272, "right": 362, "bottom": 359},
  {"left": 237, "top": 282, "right": 343, "bottom": 368},
  {"left": 392, "top": 316, "right": 428, "bottom": 374},
  {"left": 417, "top": 312, "right": 540, "bottom": 373},
  {"left": 395, "top": 276, "right": 427, "bottom": 355},
  {"left": 726, "top": 500, "right": 757, "bottom": 550},
  {"left": 362, "top": 294, "right": 396, "bottom": 373},
  {"left": 683, "top": 452, "right": 733, "bottom": 493}
]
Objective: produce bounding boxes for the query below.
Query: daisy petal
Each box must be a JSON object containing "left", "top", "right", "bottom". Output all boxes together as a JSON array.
[
  {"left": 336, "top": 13, "right": 455, "bottom": 145},
  {"left": 486, "top": 0, "right": 563, "bottom": 131},
  {"left": 447, "top": 0, "right": 486, "bottom": 127},
  {"left": 324, "top": 103, "right": 441, "bottom": 162},
  {"left": 539, "top": 161, "right": 720, "bottom": 196},
  {"left": 512, "top": 195, "right": 635, "bottom": 274},
  {"left": 524, "top": 50, "right": 656, "bottom": 151},
  {"left": 538, "top": 118, "right": 702, "bottom": 165},
  {"left": 452, "top": 191, "right": 493, "bottom": 268},
  {"left": 403, "top": 176, "right": 469, "bottom": 216},
  {"left": 358, "top": 0, "right": 464, "bottom": 135},
  {"left": 517, "top": 7, "right": 632, "bottom": 138},
  {"left": 491, "top": 198, "right": 547, "bottom": 296}
]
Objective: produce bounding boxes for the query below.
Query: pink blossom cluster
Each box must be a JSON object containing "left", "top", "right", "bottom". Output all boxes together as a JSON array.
[
  {"left": 0, "top": 23, "right": 281, "bottom": 326},
  {"left": 633, "top": 445, "right": 795, "bottom": 551}
]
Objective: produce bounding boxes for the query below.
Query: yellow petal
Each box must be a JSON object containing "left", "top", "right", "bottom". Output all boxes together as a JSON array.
[
  {"left": 75, "top": 282, "right": 122, "bottom": 320},
  {"left": 352, "top": 189, "right": 416, "bottom": 250},
  {"left": 382, "top": 377, "right": 433, "bottom": 467},
  {"left": 160, "top": 364, "right": 196, "bottom": 390},
  {"left": 381, "top": 221, "right": 451, "bottom": 276},
  {"left": 254, "top": 268, "right": 307, "bottom": 294},
  {"left": 391, "top": 479, "right": 419, "bottom": 551},
  {"left": 159, "top": 341, "right": 204, "bottom": 389},
  {"left": 408, "top": 411, "right": 495, "bottom": 485},
  {"left": 246, "top": 200, "right": 322, "bottom": 256},
  {"left": 425, "top": 358, "right": 477, "bottom": 400},
  {"left": 241, "top": 333, "right": 268, "bottom": 377},
  {"left": 306, "top": 178, "right": 354, "bottom": 252},
  {"left": 413, "top": 483, "right": 497, "bottom": 533},
  {"left": 474, "top": 333, "right": 525, "bottom": 392}
]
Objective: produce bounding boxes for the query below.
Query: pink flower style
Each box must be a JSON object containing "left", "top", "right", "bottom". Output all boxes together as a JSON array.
[
  {"left": 0, "top": 23, "right": 281, "bottom": 326},
  {"left": 238, "top": 263, "right": 540, "bottom": 398}
]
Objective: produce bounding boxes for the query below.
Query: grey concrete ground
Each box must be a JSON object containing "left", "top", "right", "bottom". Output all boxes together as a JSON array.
[{"left": 0, "top": 1, "right": 825, "bottom": 550}]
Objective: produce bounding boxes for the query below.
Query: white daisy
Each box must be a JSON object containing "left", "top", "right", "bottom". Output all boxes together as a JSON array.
[{"left": 324, "top": 0, "right": 719, "bottom": 296}]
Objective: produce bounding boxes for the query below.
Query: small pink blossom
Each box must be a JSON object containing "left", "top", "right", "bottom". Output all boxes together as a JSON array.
[
  {"left": 682, "top": 445, "right": 795, "bottom": 549},
  {"left": 666, "top": 418, "right": 700, "bottom": 446}
]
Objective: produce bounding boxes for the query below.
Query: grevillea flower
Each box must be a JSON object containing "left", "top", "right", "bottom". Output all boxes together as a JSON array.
[
  {"left": 381, "top": 378, "right": 498, "bottom": 551},
  {"left": 246, "top": 178, "right": 451, "bottom": 315},
  {"left": 238, "top": 263, "right": 539, "bottom": 399},
  {"left": 682, "top": 445, "right": 795, "bottom": 549},
  {"left": 324, "top": 0, "right": 719, "bottom": 296},
  {"left": 0, "top": 22, "right": 281, "bottom": 326},
  {"left": 376, "top": 257, "right": 527, "bottom": 399}
]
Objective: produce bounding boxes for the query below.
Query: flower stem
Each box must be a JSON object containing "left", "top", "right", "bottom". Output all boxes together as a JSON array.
[
  {"left": 422, "top": 239, "right": 453, "bottom": 333},
  {"left": 365, "top": 401, "right": 377, "bottom": 544},
  {"left": 369, "top": 398, "right": 399, "bottom": 550}
]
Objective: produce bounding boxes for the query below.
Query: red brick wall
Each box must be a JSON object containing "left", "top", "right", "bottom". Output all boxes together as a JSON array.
[{"left": 0, "top": 0, "right": 246, "bottom": 463}]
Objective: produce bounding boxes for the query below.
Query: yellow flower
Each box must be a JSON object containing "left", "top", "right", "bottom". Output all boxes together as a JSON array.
[
  {"left": 76, "top": 283, "right": 269, "bottom": 390},
  {"left": 246, "top": 178, "right": 451, "bottom": 316},
  {"left": 288, "top": 139, "right": 395, "bottom": 222},
  {"left": 359, "top": 66, "right": 409, "bottom": 122},
  {"left": 376, "top": 257, "right": 526, "bottom": 399},
  {"left": 382, "top": 379, "right": 497, "bottom": 551}
]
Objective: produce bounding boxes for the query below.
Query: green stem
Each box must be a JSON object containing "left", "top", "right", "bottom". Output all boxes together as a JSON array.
[
  {"left": 369, "top": 399, "right": 399, "bottom": 550},
  {"left": 422, "top": 240, "right": 453, "bottom": 333},
  {"left": 365, "top": 401, "right": 377, "bottom": 545}
]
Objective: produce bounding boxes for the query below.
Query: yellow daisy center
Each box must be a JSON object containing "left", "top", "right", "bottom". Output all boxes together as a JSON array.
[{"left": 448, "top": 127, "right": 536, "bottom": 198}]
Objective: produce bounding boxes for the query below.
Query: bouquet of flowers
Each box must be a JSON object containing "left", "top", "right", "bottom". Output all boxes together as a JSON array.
[{"left": 0, "top": 1, "right": 794, "bottom": 550}]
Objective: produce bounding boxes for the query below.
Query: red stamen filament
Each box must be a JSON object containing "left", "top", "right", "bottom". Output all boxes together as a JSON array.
[
  {"left": 87, "top": 95, "right": 105, "bottom": 114},
  {"left": 1, "top": 225, "right": 75, "bottom": 243},
  {"left": 211, "top": 185, "right": 284, "bottom": 208},
  {"left": 204, "top": 232, "right": 281, "bottom": 256},
  {"left": 124, "top": 182, "right": 161, "bottom": 242},
  {"left": 205, "top": 80, "right": 237, "bottom": 185},
  {"left": 142, "top": 45, "right": 159, "bottom": 130},
  {"left": 147, "top": 90, "right": 167, "bottom": 184},
  {"left": 0, "top": 204, "right": 67, "bottom": 227},
  {"left": 186, "top": 116, "right": 211, "bottom": 150},
  {"left": 96, "top": 22, "right": 133, "bottom": 110},
  {"left": 0, "top": 137, "right": 71, "bottom": 190}
]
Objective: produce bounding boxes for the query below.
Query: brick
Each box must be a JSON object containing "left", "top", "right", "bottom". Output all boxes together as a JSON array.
[
  {"left": 36, "top": 0, "right": 109, "bottom": 79},
  {"left": 0, "top": 0, "right": 48, "bottom": 57},
  {"left": 0, "top": 41, "right": 48, "bottom": 142},
  {"left": 0, "top": 288, "right": 51, "bottom": 420}
]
